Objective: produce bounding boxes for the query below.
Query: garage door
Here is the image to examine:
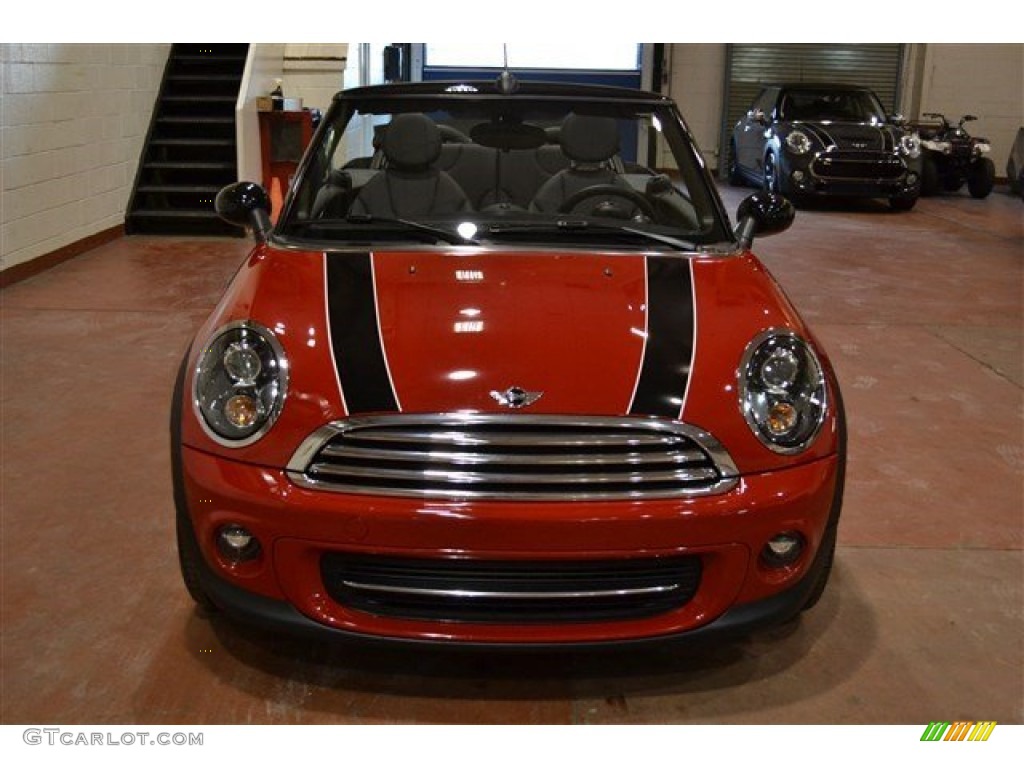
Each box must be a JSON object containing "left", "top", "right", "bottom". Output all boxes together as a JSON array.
[{"left": 720, "top": 44, "right": 905, "bottom": 177}]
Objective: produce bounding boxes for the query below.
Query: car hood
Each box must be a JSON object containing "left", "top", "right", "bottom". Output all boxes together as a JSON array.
[
  {"left": 183, "top": 245, "right": 838, "bottom": 474},
  {"left": 794, "top": 121, "right": 896, "bottom": 152}
]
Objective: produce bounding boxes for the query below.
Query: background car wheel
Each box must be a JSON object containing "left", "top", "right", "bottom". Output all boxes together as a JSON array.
[
  {"left": 762, "top": 153, "right": 779, "bottom": 193},
  {"left": 889, "top": 194, "right": 918, "bottom": 211},
  {"left": 967, "top": 157, "right": 995, "bottom": 198},
  {"left": 920, "top": 156, "right": 940, "bottom": 196},
  {"left": 171, "top": 351, "right": 218, "bottom": 613},
  {"left": 727, "top": 140, "right": 744, "bottom": 186},
  {"left": 801, "top": 525, "right": 837, "bottom": 612}
]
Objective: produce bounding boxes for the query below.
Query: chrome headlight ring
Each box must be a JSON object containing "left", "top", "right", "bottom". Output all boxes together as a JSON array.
[
  {"left": 192, "top": 320, "right": 289, "bottom": 447},
  {"left": 899, "top": 133, "right": 922, "bottom": 159},
  {"left": 785, "top": 130, "right": 812, "bottom": 155},
  {"left": 738, "top": 329, "right": 827, "bottom": 455}
]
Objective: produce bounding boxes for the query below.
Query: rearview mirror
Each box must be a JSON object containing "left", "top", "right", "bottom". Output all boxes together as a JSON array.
[
  {"left": 215, "top": 182, "right": 273, "bottom": 243},
  {"left": 734, "top": 192, "right": 795, "bottom": 249}
]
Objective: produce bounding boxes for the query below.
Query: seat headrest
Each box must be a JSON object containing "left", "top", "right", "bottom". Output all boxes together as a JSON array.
[
  {"left": 383, "top": 113, "right": 442, "bottom": 170},
  {"left": 560, "top": 114, "right": 620, "bottom": 163}
]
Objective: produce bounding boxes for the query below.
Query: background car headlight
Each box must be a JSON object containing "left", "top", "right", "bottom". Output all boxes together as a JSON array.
[
  {"left": 193, "top": 320, "right": 288, "bottom": 446},
  {"left": 785, "top": 130, "right": 812, "bottom": 155},
  {"left": 900, "top": 133, "right": 922, "bottom": 158},
  {"left": 739, "top": 330, "right": 827, "bottom": 454}
]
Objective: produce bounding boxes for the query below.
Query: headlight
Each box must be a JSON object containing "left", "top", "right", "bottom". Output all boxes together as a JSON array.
[
  {"left": 739, "top": 330, "right": 827, "bottom": 454},
  {"left": 785, "top": 130, "right": 812, "bottom": 155},
  {"left": 193, "top": 320, "right": 288, "bottom": 446},
  {"left": 899, "top": 133, "right": 921, "bottom": 159},
  {"left": 973, "top": 141, "right": 991, "bottom": 156}
]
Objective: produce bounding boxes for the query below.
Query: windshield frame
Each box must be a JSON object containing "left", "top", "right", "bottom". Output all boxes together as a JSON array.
[{"left": 273, "top": 82, "right": 736, "bottom": 251}]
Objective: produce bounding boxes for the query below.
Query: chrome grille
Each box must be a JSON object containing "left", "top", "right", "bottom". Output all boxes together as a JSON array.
[
  {"left": 287, "top": 415, "right": 738, "bottom": 501},
  {"left": 812, "top": 151, "right": 905, "bottom": 180}
]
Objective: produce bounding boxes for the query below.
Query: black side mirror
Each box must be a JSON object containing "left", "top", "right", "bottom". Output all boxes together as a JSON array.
[
  {"left": 890, "top": 113, "right": 908, "bottom": 127},
  {"left": 215, "top": 182, "right": 273, "bottom": 243},
  {"left": 734, "top": 191, "right": 795, "bottom": 249},
  {"left": 962, "top": 114, "right": 977, "bottom": 123}
]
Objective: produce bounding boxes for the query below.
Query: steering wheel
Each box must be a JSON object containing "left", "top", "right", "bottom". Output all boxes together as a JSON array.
[{"left": 557, "top": 185, "right": 657, "bottom": 220}]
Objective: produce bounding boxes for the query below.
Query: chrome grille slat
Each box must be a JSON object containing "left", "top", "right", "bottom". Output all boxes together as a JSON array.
[
  {"left": 319, "top": 444, "right": 707, "bottom": 466},
  {"left": 288, "top": 414, "right": 739, "bottom": 501},
  {"left": 308, "top": 462, "right": 719, "bottom": 485},
  {"left": 343, "top": 429, "right": 685, "bottom": 448}
]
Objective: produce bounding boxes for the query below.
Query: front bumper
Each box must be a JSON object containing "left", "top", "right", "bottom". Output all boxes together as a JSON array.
[
  {"left": 783, "top": 151, "right": 920, "bottom": 198},
  {"left": 180, "top": 444, "right": 840, "bottom": 646}
]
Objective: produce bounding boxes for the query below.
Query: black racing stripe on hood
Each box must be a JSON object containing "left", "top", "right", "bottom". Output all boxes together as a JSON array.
[
  {"left": 628, "top": 257, "right": 694, "bottom": 419},
  {"left": 325, "top": 253, "right": 399, "bottom": 414}
]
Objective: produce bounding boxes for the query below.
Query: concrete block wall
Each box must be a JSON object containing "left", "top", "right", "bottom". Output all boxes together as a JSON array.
[{"left": 1, "top": 43, "right": 169, "bottom": 272}]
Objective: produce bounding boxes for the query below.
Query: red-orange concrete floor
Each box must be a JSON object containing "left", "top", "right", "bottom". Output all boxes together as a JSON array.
[{"left": 1, "top": 187, "right": 1021, "bottom": 724}]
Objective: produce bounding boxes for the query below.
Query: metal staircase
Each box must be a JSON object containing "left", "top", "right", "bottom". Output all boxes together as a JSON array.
[{"left": 126, "top": 44, "right": 249, "bottom": 236}]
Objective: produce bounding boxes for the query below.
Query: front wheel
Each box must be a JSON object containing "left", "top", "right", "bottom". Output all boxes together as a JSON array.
[
  {"left": 762, "top": 153, "right": 780, "bottom": 194},
  {"left": 889, "top": 194, "right": 918, "bottom": 211},
  {"left": 727, "top": 140, "right": 744, "bottom": 186},
  {"left": 801, "top": 525, "right": 837, "bottom": 612},
  {"left": 967, "top": 157, "right": 995, "bottom": 198}
]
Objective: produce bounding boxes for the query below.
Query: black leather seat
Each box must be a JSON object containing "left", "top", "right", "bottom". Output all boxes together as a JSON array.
[
  {"left": 350, "top": 113, "right": 471, "bottom": 218},
  {"left": 529, "top": 114, "right": 631, "bottom": 213}
]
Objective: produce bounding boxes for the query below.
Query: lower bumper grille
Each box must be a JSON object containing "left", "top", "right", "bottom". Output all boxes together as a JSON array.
[
  {"left": 812, "top": 153, "right": 906, "bottom": 181},
  {"left": 321, "top": 553, "right": 702, "bottom": 623}
]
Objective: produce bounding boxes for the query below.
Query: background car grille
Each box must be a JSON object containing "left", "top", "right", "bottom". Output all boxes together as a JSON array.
[
  {"left": 812, "top": 152, "right": 905, "bottom": 180},
  {"left": 321, "top": 552, "right": 703, "bottom": 623},
  {"left": 289, "top": 415, "right": 737, "bottom": 500}
]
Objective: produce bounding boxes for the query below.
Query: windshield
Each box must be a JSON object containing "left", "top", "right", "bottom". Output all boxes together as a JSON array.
[
  {"left": 277, "top": 84, "right": 732, "bottom": 249},
  {"left": 779, "top": 89, "right": 886, "bottom": 123}
]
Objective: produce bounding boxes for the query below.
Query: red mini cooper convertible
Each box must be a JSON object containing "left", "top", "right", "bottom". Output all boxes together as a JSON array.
[{"left": 172, "top": 78, "right": 845, "bottom": 647}]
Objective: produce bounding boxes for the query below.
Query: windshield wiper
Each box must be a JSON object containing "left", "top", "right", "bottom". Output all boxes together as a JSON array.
[
  {"left": 485, "top": 220, "right": 696, "bottom": 251},
  {"left": 345, "top": 214, "right": 478, "bottom": 245}
]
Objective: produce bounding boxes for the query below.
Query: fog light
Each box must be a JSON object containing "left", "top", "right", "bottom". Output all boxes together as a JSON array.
[
  {"left": 792, "top": 170, "right": 805, "bottom": 183},
  {"left": 762, "top": 532, "right": 805, "bottom": 567},
  {"left": 216, "top": 524, "right": 261, "bottom": 562},
  {"left": 906, "top": 172, "right": 919, "bottom": 185}
]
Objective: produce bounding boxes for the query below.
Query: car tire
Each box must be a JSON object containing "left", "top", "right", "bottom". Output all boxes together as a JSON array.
[
  {"left": 889, "top": 194, "right": 918, "bottom": 212},
  {"left": 967, "top": 157, "right": 995, "bottom": 199},
  {"left": 177, "top": 507, "right": 219, "bottom": 613},
  {"left": 801, "top": 525, "right": 837, "bottom": 612},
  {"left": 920, "top": 156, "right": 940, "bottom": 196},
  {"left": 727, "top": 140, "right": 744, "bottom": 186},
  {"left": 171, "top": 350, "right": 218, "bottom": 613},
  {"left": 762, "top": 153, "right": 779, "bottom": 194}
]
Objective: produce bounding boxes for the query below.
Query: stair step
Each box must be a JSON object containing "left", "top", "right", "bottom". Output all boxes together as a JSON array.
[
  {"left": 131, "top": 209, "right": 220, "bottom": 219},
  {"left": 144, "top": 161, "right": 235, "bottom": 170},
  {"left": 162, "top": 95, "right": 237, "bottom": 103},
  {"left": 167, "top": 73, "right": 241, "bottom": 82},
  {"left": 173, "top": 55, "right": 247, "bottom": 63},
  {"left": 149, "top": 138, "right": 234, "bottom": 147},
  {"left": 157, "top": 116, "right": 234, "bottom": 124},
  {"left": 136, "top": 184, "right": 224, "bottom": 194}
]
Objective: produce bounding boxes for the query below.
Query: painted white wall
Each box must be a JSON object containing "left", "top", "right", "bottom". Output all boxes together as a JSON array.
[
  {"left": 664, "top": 44, "right": 726, "bottom": 170},
  {"left": 1, "top": 43, "right": 169, "bottom": 272},
  {"left": 235, "top": 44, "right": 284, "bottom": 184},
  {"left": 916, "top": 44, "right": 1023, "bottom": 176},
  {"left": 282, "top": 43, "right": 347, "bottom": 113}
]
